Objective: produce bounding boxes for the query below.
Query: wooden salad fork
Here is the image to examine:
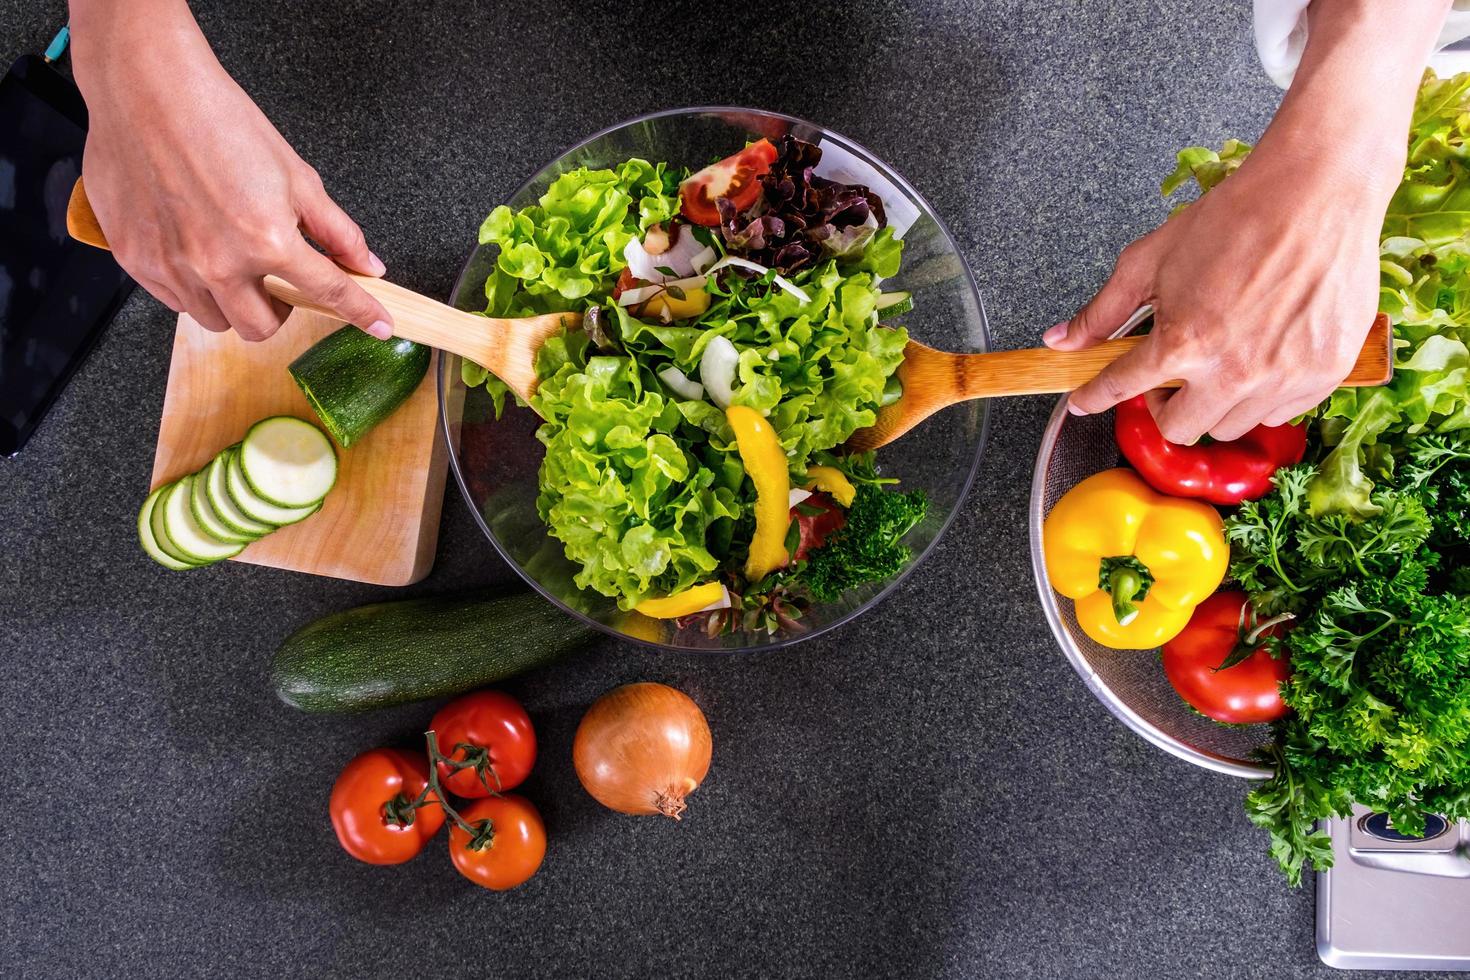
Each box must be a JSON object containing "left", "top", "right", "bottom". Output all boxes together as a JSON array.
[
  {"left": 845, "top": 312, "right": 1395, "bottom": 452},
  {"left": 64, "top": 178, "right": 576, "bottom": 404}
]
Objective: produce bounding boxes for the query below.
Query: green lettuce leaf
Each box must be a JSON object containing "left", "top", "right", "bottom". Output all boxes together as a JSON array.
[
  {"left": 475, "top": 160, "right": 679, "bottom": 321},
  {"left": 530, "top": 338, "right": 738, "bottom": 608},
  {"left": 1383, "top": 71, "right": 1470, "bottom": 244},
  {"left": 1160, "top": 138, "right": 1252, "bottom": 202}
]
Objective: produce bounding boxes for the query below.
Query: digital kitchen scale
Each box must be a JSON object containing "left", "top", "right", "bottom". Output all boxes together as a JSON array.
[{"left": 1317, "top": 805, "right": 1470, "bottom": 970}]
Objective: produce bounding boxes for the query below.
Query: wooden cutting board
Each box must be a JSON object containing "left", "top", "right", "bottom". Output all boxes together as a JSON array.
[{"left": 150, "top": 310, "right": 448, "bottom": 586}]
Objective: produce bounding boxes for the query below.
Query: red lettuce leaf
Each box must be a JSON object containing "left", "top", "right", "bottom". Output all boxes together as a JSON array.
[{"left": 718, "top": 136, "right": 887, "bottom": 273}]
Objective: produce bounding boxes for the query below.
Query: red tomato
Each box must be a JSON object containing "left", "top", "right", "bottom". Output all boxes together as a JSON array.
[
  {"left": 448, "top": 794, "right": 547, "bottom": 891},
  {"left": 329, "top": 748, "right": 445, "bottom": 865},
  {"left": 793, "top": 493, "right": 846, "bottom": 561},
  {"left": 679, "top": 139, "right": 778, "bottom": 227},
  {"left": 1162, "top": 591, "right": 1292, "bottom": 724},
  {"left": 429, "top": 690, "right": 537, "bottom": 798},
  {"left": 612, "top": 267, "right": 638, "bottom": 300}
]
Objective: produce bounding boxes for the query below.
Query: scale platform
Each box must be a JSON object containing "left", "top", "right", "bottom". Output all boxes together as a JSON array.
[{"left": 1318, "top": 806, "right": 1470, "bottom": 970}]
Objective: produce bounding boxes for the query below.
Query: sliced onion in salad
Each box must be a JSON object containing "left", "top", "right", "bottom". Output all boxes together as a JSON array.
[
  {"left": 657, "top": 365, "right": 705, "bottom": 402},
  {"left": 705, "top": 256, "right": 812, "bottom": 305},
  {"left": 616, "top": 274, "right": 708, "bottom": 308},
  {"left": 690, "top": 245, "right": 717, "bottom": 275},
  {"left": 624, "top": 225, "right": 712, "bottom": 283},
  {"left": 788, "top": 488, "right": 812, "bottom": 508},
  {"left": 698, "top": 334, "right": 740, "bottom": 409}
]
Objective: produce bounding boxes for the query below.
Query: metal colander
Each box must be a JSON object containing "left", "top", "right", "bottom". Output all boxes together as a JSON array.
[{"left": 1028, "top": 398, "right": 1274, "bottom": 778}]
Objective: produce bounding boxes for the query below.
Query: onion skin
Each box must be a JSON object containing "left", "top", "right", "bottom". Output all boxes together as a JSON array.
[{"left": 572, "top": 682, "right": 712, "bottom": 819}]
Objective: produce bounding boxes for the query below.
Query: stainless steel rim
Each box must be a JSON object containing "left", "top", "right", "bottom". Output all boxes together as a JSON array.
[{"left": 1028, "top": 395, "right": 1273, "bottom": 779}]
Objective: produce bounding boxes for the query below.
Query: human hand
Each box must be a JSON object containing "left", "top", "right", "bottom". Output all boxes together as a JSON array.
[
  {"left": 1044, "top": 0, "right": 1447, "bottom": 444},
  {"left": 1044, "top": 142, "right": 1387, "bottom": 443},
  {"left": 69, "top": 0, "right": 392, "bottom": 341}
]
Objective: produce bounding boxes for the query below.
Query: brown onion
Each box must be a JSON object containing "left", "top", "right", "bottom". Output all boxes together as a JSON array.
[{"left": 572, "top": 682, "right": 712, "bottom": 819}]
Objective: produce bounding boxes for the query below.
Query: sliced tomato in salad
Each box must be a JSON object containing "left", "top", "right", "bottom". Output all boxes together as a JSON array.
[
  {"left": 612, "top": 267, "right": 638, "bottom": 300},
  {"left": 793, "top": 493, "right": 846, "bottom": 561},
  {"left": 679, "top": 138, "right": 778, "bottom": 227}
]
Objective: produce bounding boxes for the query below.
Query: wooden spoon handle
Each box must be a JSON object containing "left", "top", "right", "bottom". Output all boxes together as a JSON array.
[
  {"left": 944, "top": 312, "right": 1394, "bottom": 399},
  {"left": 259, "top": 274, "right": 482, "bottom": 356}
]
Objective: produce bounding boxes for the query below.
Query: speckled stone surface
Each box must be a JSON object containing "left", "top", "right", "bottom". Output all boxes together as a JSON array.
[{"left": 0, "top": 3, "right": 1449, "bottom": 978}]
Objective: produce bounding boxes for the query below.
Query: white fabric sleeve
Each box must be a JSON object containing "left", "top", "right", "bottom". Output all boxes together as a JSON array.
[{"left": 1255, "top": 0, "right": 1470, "bottom": 88}]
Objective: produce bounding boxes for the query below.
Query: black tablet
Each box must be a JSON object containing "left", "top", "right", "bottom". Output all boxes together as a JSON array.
[{"left": 0, "top": 53, "right": 134, "bottom": 457}]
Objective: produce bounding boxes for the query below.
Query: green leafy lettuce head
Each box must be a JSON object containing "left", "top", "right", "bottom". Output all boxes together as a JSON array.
[{"left": 529, "top": 331, "right": 739, "bottom": 609}]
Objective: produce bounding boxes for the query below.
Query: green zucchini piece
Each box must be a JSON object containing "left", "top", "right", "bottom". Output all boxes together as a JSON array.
[
  {"left": 239, "top": 416, "right": 337, "bottom": 508},
  {"left": 226, "top": 448, "right": 320, "bottom": 526},
  {"left": 271, "top": 589, "right": 595, "bottom": 714},
  {"left": 138, "top": 485, "right": 199, "bottom": 570},
  {"left": 875, "top": 290, "right": 913, "bottom": 318},
  {"left": 190, "top": 461, "right": 260, "bottom": 545},
  {"left": 150, "top": 481, "right": 206, "bottom": 567},
  {"left": 160, "top": 476, "right": 245, "bottom": 563},
  {"left": 289, "top": 327, "right": 430, "bottom": 447},
  {"left": 204, "top": 451, "right": 274, "bottom": 537}
]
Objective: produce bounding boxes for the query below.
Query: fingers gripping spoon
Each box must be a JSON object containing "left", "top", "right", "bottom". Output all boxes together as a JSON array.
[
  {"left": 845, "top": 308, "right": 1394, "bottom": 452},
  {"left": 64, "top": 178, "right": 577, "bottom": 405}
]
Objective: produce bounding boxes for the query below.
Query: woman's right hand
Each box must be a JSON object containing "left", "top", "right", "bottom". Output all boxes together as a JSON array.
[{"left": 69, "top": 0, "right": 393, "bottom": 341}]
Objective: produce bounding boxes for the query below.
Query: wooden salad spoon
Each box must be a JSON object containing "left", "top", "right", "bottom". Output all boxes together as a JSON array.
[
  {"left": 845, "top": 311, "right": 1394, "bottom": 452},
  {"left": 64, "top": 178, "right": 576, "bottom": 404}
]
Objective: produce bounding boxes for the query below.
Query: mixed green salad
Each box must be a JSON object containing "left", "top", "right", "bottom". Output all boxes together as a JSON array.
[
  {"left": 462, "top": 136, "right": 927, "bottom": 632},
  {"left": 1166, "top": 71, "right": 1470, "bottom": 886}
]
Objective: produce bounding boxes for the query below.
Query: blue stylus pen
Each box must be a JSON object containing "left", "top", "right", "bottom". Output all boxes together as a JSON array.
[{"left": 43, "top": 25, "right": 70, "bottom": 63}]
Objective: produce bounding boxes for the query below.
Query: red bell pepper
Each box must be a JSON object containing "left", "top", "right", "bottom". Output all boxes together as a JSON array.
[{"left": 1114, "top": 395, "right": 1306, "bottom": 505}]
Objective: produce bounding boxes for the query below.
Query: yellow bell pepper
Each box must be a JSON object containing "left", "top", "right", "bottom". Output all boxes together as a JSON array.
[
  {"left": 640, "top": 285, "right": 711, "bottom": 321},
  {"left": 1043, "top": 468, "right": 1228, "bottom": 649},
  {"left": 635, "top": 581, "right": 727, "bottom": 619},
  {"left": 726, "top": 405, "right": 790, "bottom": 582},
  {"left": 803, "top": 465, "right": 856, "bottom": 507}
]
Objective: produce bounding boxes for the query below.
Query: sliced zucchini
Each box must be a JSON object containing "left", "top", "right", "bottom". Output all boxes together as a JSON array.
[
  {"left": 191, "top": 462, "right": 260, "bottom": 546},
  {"left": 159, "top": 477, "right": 245, "bottom": 563},
  {"left": 138, "top": 486, "right": 199, "bottom": 571},
  {"left": 204, "top": 450, "right": 275, "bottom": 537},
  {"left": 226, "top": 449, "right": 320, "bottom": 526},
  {"left": 876, "top": 290, "right": 913, "bottom": 318},
  {"left": 239, "top": 416, "right": 337, "bottom": 508},
  {"left": 150, "top": 482, "right": 206, "bottom": 567}
]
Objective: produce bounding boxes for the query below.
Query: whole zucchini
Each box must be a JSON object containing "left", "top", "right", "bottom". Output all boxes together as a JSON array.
[
  {"left": 272, "top": 589, "right": 594, "bottom": 713},
  {"left": 289, "top": 327, "right": 430, "bottom": 447}
]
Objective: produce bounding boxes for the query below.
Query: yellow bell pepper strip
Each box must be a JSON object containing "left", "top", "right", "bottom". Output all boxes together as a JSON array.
[
  {"left": 726, "top": 405, "right": 791, "bottom": 581},
  {"left": 803, "top": 465, "right": 856, "bottom": 507},
  {"left": 1042, "top": 468, "right": 1228, "bottom": 650},
  {"left": 635, "top": 581, "right": 728, "bottom": 619},
  {"left": 640, "top": 285, "right": 711, "bottom": 321}
]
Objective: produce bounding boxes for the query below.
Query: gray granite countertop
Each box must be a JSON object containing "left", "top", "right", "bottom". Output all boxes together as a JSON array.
[{"left": 0, "top": 3, "right": 1448, "bottom": 978}]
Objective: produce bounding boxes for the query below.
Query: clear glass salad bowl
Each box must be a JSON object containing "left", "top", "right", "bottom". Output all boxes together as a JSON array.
[{"left": 439, "top": 107, "right": 990, "bottom": 651}]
